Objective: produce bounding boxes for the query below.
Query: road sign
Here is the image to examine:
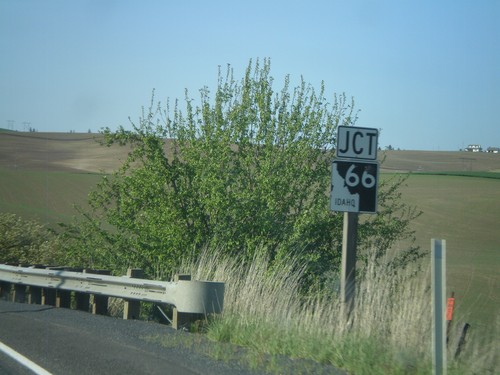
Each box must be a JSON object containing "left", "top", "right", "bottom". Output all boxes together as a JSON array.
[
  {"left": 330, "top": 160, "right": 378, "bottom": 213},
  {"left": 337, "top": 126, "right": 378, "bottom": 160}
]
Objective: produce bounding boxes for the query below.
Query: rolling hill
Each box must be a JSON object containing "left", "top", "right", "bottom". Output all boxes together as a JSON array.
[{"left": 2, "top": 130, "right": 500, "bottom": 174}]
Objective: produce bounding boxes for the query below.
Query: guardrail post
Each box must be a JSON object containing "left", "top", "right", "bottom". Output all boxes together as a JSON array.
[
  {"left": 12, "top": 264, "right": 27, "bottom": 303},
  {"left": 89, "top": 269, "right": 111, "bottom": 315},
  {"left": 173, "top": 274, "right": 204, "bottom": 330},
  {"left": 42, "top": 288, "right": 57, "bottom": 306},
  {"left": 59, "top": 268, "right": 82, "bottom": 308},
  {"left": 28, "top": 285, "right": 42, "bottom": 304},
  {"left": 56, "top": 290, "right": 72, "bottom": 308},
  {"left": 27, "top": 265, "right": 45, "bottom": 304},
  {"left": 123, "top": 268, "right": 143, "bottom": 320},
  {"left": 39, "top": 266, "right": 56, "bottom": 306},
  {"left": 74, "top": 269, "right": 91, "bottom": 312},
  {"left": 13, "top": 284, "right": 26, "bottom": 303},
  {"left": 44, "top": 267, "right": 72, "bottom": 308},
  {"left": 74, "top": 292, "right": 90, "bottom": 311},
  {"left": 0, "top": 281, "right": 11, "bottom": 299}
]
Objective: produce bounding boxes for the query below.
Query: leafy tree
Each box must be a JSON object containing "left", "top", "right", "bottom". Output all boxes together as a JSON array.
[{"left": 63, "top": 59, "right": 421, "bottom": 284}]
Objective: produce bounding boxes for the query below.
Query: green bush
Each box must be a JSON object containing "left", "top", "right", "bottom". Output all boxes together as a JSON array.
[
  {"left": 0, "top": 213, "right": 62, "bottom": 265},
  {"left": 62, "top": 59, "right": 421, "bottom": 283}
]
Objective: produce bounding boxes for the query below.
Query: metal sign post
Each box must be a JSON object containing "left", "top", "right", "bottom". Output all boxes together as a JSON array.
[{"left": 340, "top": 212, "right": 358, "bottom": 317}]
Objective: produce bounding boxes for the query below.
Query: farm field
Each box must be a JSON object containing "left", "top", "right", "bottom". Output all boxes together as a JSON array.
[
  {"left": 379, "top": 149, "right": 500, "bottom": 173},
  {"left": 0, "top": 130, "right": 126, "bottom": 173},
  {"left": 387, "top": 173, "right": 500, "bottom": 331},
  {"left": 0, "top": 167, "right": 101, "bottom": 225},
  {"left": 1, "top": 130, "right": 499, "bottom": 335}
]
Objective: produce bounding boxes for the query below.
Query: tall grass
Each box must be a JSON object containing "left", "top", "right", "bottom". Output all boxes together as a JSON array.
[{"left": 181, "top": 248, "right": 498, "bottom": 374}]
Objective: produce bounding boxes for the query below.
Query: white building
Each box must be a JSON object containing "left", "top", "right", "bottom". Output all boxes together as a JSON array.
[{"left": 465, "top": 144, "right": 482, "bottom": 152}]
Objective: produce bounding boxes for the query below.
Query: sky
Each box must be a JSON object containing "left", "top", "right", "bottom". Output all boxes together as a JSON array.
[{"left": 0, "top": 0, "right": 498, "bottom": 151}]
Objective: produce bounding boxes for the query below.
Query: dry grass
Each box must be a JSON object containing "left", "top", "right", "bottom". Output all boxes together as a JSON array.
[{"left": 180, "top": 248, "right": 498, "bottom": 374}]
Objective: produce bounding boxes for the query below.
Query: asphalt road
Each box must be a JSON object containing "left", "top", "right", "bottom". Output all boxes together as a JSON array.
[
  {"left": 0, "top": 349, "right": 36, "bottom": 375},
  {"left": 0, "top": 300, "right": 347, "bottom": 375},
  {"left": 0, "top": 300, "right": 258, "bottom": 375}
]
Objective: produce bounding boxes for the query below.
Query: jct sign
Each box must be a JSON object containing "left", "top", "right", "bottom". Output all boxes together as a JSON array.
[
  {"left": 331, "top": 125, "right": 380, "bottom": 214},
  {"left": 330, "top": 160, "right": 379, "bottom": 213},
  {"left": 336, "top": 126, "right": 378, "bottom": 160}
]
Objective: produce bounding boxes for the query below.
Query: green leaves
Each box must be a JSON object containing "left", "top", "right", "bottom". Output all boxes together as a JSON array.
[
  {"left": 0, "top": 213, "right": 60, "bottom": 265},
  {"left": 64, "top": 59, "right": 420, "bottom": 283}
]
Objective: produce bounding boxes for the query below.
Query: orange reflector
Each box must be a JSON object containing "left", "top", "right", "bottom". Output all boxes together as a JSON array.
[{"left": 446, "top": 297, "right": 455, "bottom": 321}]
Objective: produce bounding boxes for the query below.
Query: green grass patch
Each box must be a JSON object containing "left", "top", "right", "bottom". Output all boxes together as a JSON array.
[
  {"left": 0, "top": 167, "right": 102, "bottom": 227},
  {"left": 205, "top": 316, "right": 431, "bottom": 374}
]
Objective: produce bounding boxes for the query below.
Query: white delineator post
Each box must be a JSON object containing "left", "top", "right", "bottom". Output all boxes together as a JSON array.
[{"left": 432, "top": 239, "right": 447, "bottom": 375}]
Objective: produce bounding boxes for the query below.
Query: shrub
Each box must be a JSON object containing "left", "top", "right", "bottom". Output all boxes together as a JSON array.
[
  {"left": 0, "top": 213, "right": 62, "bottom": 265},
  {"left": 62, "top": 59, "right": 422, "bottom": 283}
]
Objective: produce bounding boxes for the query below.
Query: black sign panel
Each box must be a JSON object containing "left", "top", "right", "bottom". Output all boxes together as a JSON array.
[{"left": 330, "top": 160, "right": 379, "bottom": 214}]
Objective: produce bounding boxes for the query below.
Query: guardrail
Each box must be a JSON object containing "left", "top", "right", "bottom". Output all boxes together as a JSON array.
[{"left": 0, "top": 264, "right": 224, "bottom": 329}]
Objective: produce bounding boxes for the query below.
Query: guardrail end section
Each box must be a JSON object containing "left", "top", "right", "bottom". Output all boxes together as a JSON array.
[{"left": 174, "top": 280, "right": 224, "bottom": 315}]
